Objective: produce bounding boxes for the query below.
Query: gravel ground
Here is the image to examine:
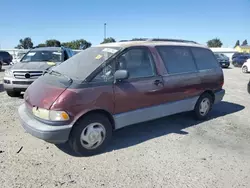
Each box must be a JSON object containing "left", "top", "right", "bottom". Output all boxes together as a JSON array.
[{"left": 0, "top": 65, "right": 250, "bottom": 188}]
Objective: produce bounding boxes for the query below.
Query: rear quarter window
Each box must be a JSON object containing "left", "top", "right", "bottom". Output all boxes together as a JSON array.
[
  {"left": 156, "top": 46, "right": 197, "bottom": 74},
  {"left": 190, "top": 47, "right": 219, "bottom": 70}
]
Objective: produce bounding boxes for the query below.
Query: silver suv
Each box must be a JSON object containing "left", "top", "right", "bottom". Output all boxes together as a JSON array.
[{"left": 3, "top": 47, "right": 74, "bottom": 97}]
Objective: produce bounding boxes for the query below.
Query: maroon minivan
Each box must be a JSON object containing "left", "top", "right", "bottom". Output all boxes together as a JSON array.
[{"left": 18, "top": 39, "right": 225, "bottom": 156}]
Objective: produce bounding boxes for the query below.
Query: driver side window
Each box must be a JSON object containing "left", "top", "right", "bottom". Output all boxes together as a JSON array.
[{"left": 117, "top": 48, "right": 155, "bottom": 79}]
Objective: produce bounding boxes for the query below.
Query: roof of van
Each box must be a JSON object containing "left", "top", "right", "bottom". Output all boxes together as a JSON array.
[{"left": 95, "top": 40, "right": 208, "bottom": 49}]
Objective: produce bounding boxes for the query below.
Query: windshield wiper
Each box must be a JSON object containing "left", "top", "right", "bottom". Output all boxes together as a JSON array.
[{"left": 49, "top": 70, "right": 73, "bottom": 83}]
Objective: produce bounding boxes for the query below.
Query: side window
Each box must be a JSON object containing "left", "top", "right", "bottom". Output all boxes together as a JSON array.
[
  {"left": 117, "top": 48, "right": 155, "bottom": 79},
  {"left": 156, "top": 46, "right": 197, "bottom": 74},
  {"left": 67, "top": 49, "right": 73, "bottom": 57},
  {"left": 69, "top": 49, "right": 73, "bottom": 57},
  {"left": 191, "top": 47, "right": 219, "bottom": 70},
  {"left": 91, "top": 61, "right": 115, "bottom": 83}
]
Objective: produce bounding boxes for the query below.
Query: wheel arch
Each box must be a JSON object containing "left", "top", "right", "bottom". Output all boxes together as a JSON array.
[
  {"left": 72, "top": 109, "right": 115, "bottom": 130},
  {"left": 243, "top": 63, "right": 249, "bottom": 69},
  {"left": 200, "top": 90, "right": 215, "bottom": 103}
]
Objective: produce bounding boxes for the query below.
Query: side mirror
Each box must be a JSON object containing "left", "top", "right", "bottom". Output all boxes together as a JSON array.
[{"left": 114, "top": 70, "right": 129, "bottom": 82}]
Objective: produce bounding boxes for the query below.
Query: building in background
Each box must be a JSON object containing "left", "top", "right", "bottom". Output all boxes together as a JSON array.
[{"left": 235, "top": 45, "right": 250, "bottom": 53}]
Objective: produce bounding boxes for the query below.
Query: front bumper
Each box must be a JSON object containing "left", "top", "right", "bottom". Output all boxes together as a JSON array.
[
  {"left": 3, "top": 77, "right": 35, "bottom": 92},
  {"left": 18, "top": 103, "right": 73, "bottom": 144},
  {"left": 214, "top": 89, "right": 225, "bottom": 104}
]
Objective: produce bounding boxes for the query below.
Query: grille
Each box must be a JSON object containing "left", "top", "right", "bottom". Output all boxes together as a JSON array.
[
  {"left": 12, "top": 81, "right": 33, "bottom": 85},
  {"left": 13, "top": 71, "right": 43, "bottom": 79}
]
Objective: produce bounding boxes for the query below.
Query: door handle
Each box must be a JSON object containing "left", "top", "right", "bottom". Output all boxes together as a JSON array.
[{"left": 154, "top": 79, "right": 163, "bottom": 86}]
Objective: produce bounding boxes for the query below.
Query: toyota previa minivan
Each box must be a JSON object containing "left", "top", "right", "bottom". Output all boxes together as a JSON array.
[{"left": 18, "top": 38, "right": 225, "bottom": 156}]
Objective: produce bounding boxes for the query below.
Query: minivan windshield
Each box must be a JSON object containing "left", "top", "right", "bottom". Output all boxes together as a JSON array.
[
  {"left": 52, "top": 46, "right": 122, "bottom": 80},
  {"left": 21, "top": 50, "right": 62, "bottom": 62}
]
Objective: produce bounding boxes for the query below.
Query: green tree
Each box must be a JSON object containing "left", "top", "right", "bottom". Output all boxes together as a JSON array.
[
  {"left": 45, "top": 39, "right": 61, "bottom": 47},
  {"left": 101, "top": 37, "right": 116, "bottom": 44},
  {"left": 37, "top": 43, "right": 46, "bottom": 47},
  {"left": 234, "top": 40, "right": 240, "bottom": 48},
  {"left": 207, "top": 38, "right": 223, "bottom": 47},
  {"left": 62, "top": 39, "right": 91, "bottom": 49},
  {"left": 242, "top": 39, "right": 248, "bottom": 46},
  {"left": 15, "top": 37, "right": 33, "bottom": 49}
]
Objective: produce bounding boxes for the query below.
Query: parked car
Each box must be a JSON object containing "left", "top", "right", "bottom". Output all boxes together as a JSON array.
[
  {"left": 241, "top": 58, "right": 250, "bottom": 73},
  {"left": 219, "top": 53, "right": 230, "bottom": 61},
  {"left": 232, "top": 52, "right": 244, "bottom": 60},
  {"left": 3, "top": 46, "right": 74, "bottom": 97},
  {"left": 0, "top": 51, "right": 13, "bottom": 65},
  {"left": 214, "top": 53, "right": 230, "bottom": 68},
  {"left": 18, "top": 39, "right": 225, "bottom": 156},
  {"left": 232, "top": 55, "right": 250, "bottom": 67}
]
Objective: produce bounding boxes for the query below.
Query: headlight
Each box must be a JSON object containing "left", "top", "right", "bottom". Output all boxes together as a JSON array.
[
  {"left": 32, "top": 107, "right": 70, "bottom": 121},
  {"left": 4, "top": 69, "right": 12, "bottom": 76}
]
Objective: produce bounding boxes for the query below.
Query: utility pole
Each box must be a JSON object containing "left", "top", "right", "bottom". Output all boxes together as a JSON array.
[{"left": 104, "top": 23, "right": 107, "bottom": 40}]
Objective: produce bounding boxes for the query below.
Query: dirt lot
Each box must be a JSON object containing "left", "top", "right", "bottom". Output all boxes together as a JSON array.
[{"left": 0, "top": 65, "right": 250, "bottom": 188}]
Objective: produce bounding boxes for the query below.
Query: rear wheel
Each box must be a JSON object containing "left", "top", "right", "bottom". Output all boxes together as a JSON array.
[
  {"left": 68, "top": 113, "right": 112, "bottom": 156},
  {"left": 6, "top": 91, "right": 21, "bottom": 97},
  {"left": 194, "top": 93, "right": 213, "bottom": 120},
  {"left": 242, "top": 66, "right": 248, "bottom": 73}
]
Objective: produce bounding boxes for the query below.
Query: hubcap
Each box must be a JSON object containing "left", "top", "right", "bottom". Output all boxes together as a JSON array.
[
  {"left": 243, "top": 67, "right": 247, "bottom": 73},
  {"left": 199, "top": 98, "right": 210, "bottom": 116},
  {"left": 80, "top": 123, "right": 106, "bottom": 149}
]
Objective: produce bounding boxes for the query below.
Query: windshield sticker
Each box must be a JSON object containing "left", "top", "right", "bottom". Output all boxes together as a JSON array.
[
  {"left": 95, "top": 54, "right": 103, "bottom": 60},
  {"left": 53, "top": 52, "right": 61, "bottom": 55},
  {"left": 102, "top": 48, "right": 118, "bottom": 54},
  {"left": 47, "top": 62, "right": 56, "bottom": 66},
  {"left": 27, "top": 52, "right": 36, "bottom": 56}
]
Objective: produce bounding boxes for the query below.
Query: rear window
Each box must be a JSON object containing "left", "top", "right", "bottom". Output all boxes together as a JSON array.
[
  {"left": 156, "top": 46, "right": 197, "bottom": 74},
  {"left": 190, "top": 47, "right": 219, "bottom": 70},
  {"left": 0, "top": 51, "right": 10, "bottom": 58}
]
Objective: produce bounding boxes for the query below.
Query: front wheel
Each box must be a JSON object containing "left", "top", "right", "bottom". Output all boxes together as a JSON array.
[
  {"left": 194, "top": 93, "right": 213, "bottom": 120},
  {"left": 69, "top": 113, "right": 113, "bottom": 156},
  {"left": 242, "top": 66, "right": 248, "bottom": 73}
]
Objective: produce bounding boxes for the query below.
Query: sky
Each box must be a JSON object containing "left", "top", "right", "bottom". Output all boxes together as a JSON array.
[{"left": 0, "top": 0, "right": 249, "bottom": 49}]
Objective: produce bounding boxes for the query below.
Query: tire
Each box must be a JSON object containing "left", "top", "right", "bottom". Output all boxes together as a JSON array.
[
  {"left": 68, "top": 113, "right": 113, "bottom": 156},
  {"left": 193, "top": 93, "right": 213, "bottom": 120},
  {"left": 6, "top": 91, "right": 21, "bottom": 97},
  {"left": 242, "top": 66, "right": 248, "bottom": 73}
]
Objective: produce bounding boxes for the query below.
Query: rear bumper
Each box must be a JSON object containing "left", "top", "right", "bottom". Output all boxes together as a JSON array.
[
  {"left": 18, "top": 103, "right": 72, "bottom": 144},
  {"left": 220, "top": 61, "right": 230, "bottom": 67},
  {"left": 214, "top": 89, "right": 225, "bottom": 104}
]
